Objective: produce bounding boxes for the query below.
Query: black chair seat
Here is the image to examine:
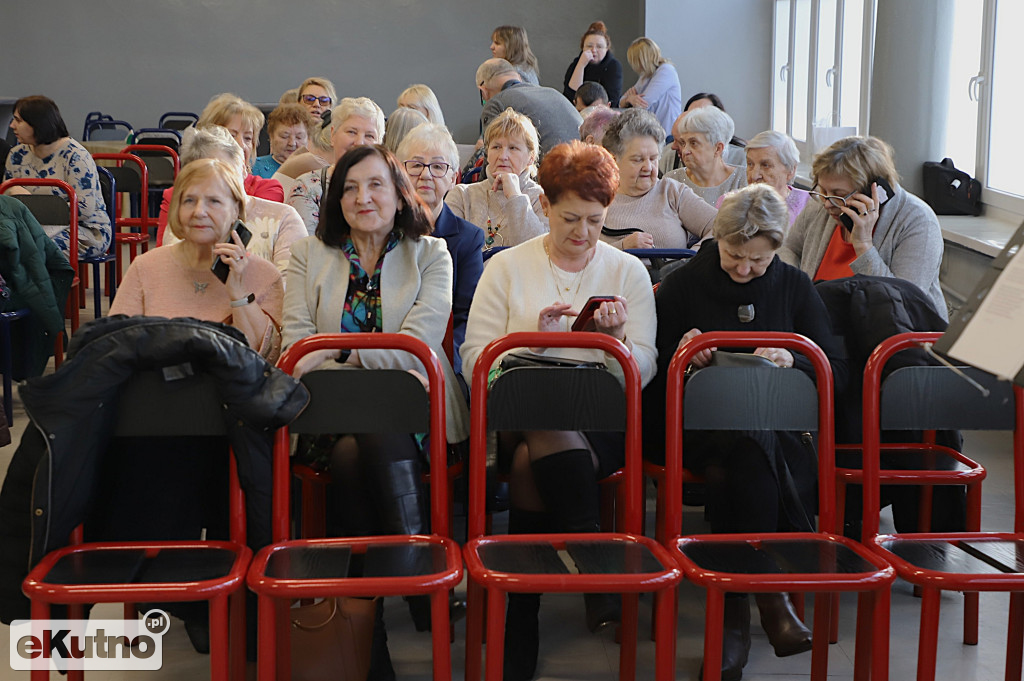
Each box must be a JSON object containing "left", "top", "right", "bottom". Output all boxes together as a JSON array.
[
  {"left": 475, "top": 538, "right": 669, "bottom": 577},
  {"left": 837, "top": 446, "right": 978, "bottom": 476},
  {"left": 43, "top": 546, "right": 238, "bottom": 585},
  {"left": 880, "top": 536, "right": 1024, "bottom": 576},
  {"left": 678, "top": 536, "right": 882, "bottom": 577},
  {"left": 264, "top": 539, "right": 451, "bottom": 580}
]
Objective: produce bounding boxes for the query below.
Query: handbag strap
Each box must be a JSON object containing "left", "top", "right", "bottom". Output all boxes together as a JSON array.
[{"left": 292, "top": 598, "right": 338, "bottom": 631}]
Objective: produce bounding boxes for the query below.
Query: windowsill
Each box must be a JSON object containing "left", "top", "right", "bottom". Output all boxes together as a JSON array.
[{"left": 939, "top": 205, "right": 1022, "bottom": 258}]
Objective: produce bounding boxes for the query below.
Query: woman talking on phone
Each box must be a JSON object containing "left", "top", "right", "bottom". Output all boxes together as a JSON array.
[
  {"left": 110, "top": 158, "right": 284, "bottom": 360},
  {"left": 461, "top": 140, "right": 656, "bottom": 681},
  {"left": 779, "top": 135, "right": 947, "bottom": 319}
]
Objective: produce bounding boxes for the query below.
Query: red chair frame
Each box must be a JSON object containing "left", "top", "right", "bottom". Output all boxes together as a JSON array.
[
  {"left": 463, "top": 331, "right": 682, "bottom": 681},
  {"left": 247, "top": 333, "right": 463, "bottom": 681},
  {"left": 92, "top": 153, "right": 151, "bottom": 284},
  {"left": 863, "top": 332, "right": 1024, "bottom": 681},
  {"left": 664, "top": 332, "right": 895, "bottom": 681}
]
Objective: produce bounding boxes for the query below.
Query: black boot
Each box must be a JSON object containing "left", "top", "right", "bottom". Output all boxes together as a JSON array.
[
  {"left": 701, "top": 594, "right": 751, "bottom": 681},
  {"left": 503, "top": 507, "right": 548, "bottom": 681},
  {"left": 531, "top": 449, "right": 621, "bottom": 633},
  {"left": 367, "top": 598, "right": 396, "bottom": 681},
  {"left": 754, "top": 593, "right": 812, "bottom": 657}
]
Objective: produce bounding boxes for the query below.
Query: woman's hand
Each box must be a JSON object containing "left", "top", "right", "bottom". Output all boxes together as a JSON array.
[
  {"left": 537, "top": 302, "right": 577, "bottom": 333},
  {"left": 623, "top": 88, "right": 649, "bottom": 109},
  {"left": 214, "top": 230, "right": 251, "bottom": 299},
  {"left": 492, "top": 172, "right": 523, "bottom": 199},
  {"left": 292, "top": 348, "right": 341, "bottom": 378},
  {"left": 580, "top": 48, "right": 597, "bottom": 65},
  {"left": 839, "top": 182, "right": 881, "bottom": 256},
  {"left": 593, "top": 296, "right": 627, "bottom": 341},
  {"left": 622, "top": 231, "right": 655, "bottom": 249},
  {"left": 754, "top": 347, "right": 794, "bottom": 368},
  {"left": 678, "top": 328, "right": 713, "bottom": 369}
]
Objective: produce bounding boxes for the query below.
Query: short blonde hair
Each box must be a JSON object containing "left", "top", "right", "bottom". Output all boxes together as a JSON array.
[
  {"left": 297, "top": 77, "right": 337, "bottom": 105},
  {"left": 713, "top": 184, "right": 787, "bottom": 249},
  {"left": 483, "top": 108, "right": 539, "bottom": 165},
  {"left": 197, "top": 93, "right": 264, "bottom": 165},
  {"left": 811, "top": 136, "right": 900, "bottom": 193},
  {"left": 167, "top": 159, "right": 246, "bottom": 241},
  {"left": 626, "top": 37, "right": 668, "bottom": 78},
  {"left": 330, "top": 97, "right": 386, "bottom": 142},
  {"left": 397, "top": 84, "right": 445, "bottom": 126}
]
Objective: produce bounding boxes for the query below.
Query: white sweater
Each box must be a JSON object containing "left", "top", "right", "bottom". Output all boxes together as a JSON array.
[{"left": 461, "top": 235, "right": 657, "bottom": 388}]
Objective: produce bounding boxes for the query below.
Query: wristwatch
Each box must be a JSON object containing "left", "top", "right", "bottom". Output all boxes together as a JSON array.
[
  {"left": 229, "top": 293, "right": 256, "bottom": 308},
  {"left": 335, "top": 349, "right": 352, "bottom": 364}
]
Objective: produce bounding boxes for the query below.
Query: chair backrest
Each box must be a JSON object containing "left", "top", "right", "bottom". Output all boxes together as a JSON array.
[
  {"left": 274, "top": 333, "right": 449, "bottom": 541},
  {"left": 133, "top": 128, "right": 182, "bottom": 153},
  {"left": 121, "top": 144, "right": 179, "bottom": 189},
  {"left": 0, "top": 178, "right": 79, "bottom": 270},
  {"left": 158, "top": 111, "right": 199, "bottom": 131},
  {"left": 254, "top": 103, "right": 276, "bottom": 157},
  {"left": 861, "top": 331, "right": 1024, "bottom": 535},
  {"left": 92, "top": 153, "right": 149, "bottom": 223},
  {"left": 468, "top": 331, "right": 643, "bottom": 539},
  {"left": 663, "top": 331, "right": 836, "bottom": 539},
  {"left": 95, "top": 166, "right": 117, "bottom": 228},
  {"left": 84, "top": 118, "right": 134, "bottom": 142}
]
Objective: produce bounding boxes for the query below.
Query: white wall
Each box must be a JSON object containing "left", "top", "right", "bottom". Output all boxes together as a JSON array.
[{"left": 643, "top": 0, "right": 774, "bottom": 140}]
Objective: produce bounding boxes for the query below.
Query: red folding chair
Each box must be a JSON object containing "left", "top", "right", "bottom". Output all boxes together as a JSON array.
[
  {"left": 247, "top": 333, "right": 463, "bottom": 681},
  {"left": 21, "top": 371, "right": 253, "bottom": 681},
  {"left": 665, "top": 332, "right": 895, "bottom": 681},
  {"left": 92, "top": 153, "right": 151, "bottom": 283},
  {"left": 862, "top": 332, "right": 1024, "bottom": 681},
  {"left": 463, "top": 331, "right": 682, "bottom": 681},
  {"left": 120, "top": 144, "right": 179, "bottom": 226}
]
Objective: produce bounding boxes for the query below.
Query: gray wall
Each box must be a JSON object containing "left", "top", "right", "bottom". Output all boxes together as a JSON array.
[
  {"left": 643, "top": 0, "right": 774, "bottom": 141},
  {"left": 2, "top": 0, "right": 642, "bottom": 145}
]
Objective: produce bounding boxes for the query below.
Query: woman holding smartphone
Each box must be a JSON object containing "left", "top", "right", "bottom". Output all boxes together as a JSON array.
[
  {"left": 110, "top": 158, "right": 283, "bottom": 360},
  {"left": 778, "top": 135, "right": 947, "bottom": 319},
  {"left": 461, "top": 140, "right": 656, "bottom": 681}
]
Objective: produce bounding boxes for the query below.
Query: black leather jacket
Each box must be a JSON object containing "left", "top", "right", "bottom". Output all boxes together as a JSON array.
[{"left": 0, "top": 316, "right": 308, "bottom": 623}]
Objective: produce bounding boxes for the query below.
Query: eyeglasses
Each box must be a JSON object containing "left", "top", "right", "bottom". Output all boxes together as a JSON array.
[
  {"left": 809, "top": 188, "right": 857, "bottom": 208},
  {"left": 403, "top": 160, "right": 452, "bottom": 178},
  {"left": 301, "top": 94, "right": 332, "bottom": 106}
]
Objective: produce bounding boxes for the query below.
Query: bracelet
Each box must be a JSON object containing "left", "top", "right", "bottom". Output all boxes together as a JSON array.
[{"left": 229, "top": 293, "right": 255, "bottom": 308}]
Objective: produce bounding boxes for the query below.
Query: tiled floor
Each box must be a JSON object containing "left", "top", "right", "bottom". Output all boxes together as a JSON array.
[{"left": 0, "top": 288, "right": 1018, "bottom": 679}]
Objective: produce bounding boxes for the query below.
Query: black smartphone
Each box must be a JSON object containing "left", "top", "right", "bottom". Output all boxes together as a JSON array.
[
  {"left": 211, "top": 219, "right": 253, "bottom": 283},
  {"left": 839, "top": 176, "right": 895, "bottom": 231},
  {"left": 571, "top": 296, "right": 618, "bottom": 332}
]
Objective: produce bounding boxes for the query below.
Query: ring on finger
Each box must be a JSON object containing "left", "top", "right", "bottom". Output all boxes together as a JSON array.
[{"left": 861, "top": 210, "right": 868, "bottom": 216}]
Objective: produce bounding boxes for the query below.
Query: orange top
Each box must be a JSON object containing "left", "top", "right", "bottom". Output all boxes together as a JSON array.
[{"left": 814, "top": 223, "right": 857, "bottom": 281}]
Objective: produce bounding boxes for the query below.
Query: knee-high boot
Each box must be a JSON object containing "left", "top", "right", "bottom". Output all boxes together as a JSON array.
[
  {"left": 530, "top": 449, "right": 620, "bottom": 633},
  {"left": 700, "top": 593, "right": 751, "bottom": 681},
  {"left": 503, "top": 507, "right": 549, "bottom": 681}
]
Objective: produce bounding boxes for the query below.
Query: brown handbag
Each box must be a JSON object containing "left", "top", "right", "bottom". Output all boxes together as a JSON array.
[{"left": 290, "top": 596, "right": 379, "bottom": 681}]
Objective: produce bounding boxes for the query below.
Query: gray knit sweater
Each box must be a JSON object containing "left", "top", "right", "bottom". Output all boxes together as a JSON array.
[
  {"left": 601, "top": 177, "right": 717, "bottom": 250},
  {"left": 443, "top": 172, "right": 548, "bottom": 249},
  {"left": 778, "top": 184, "right": 947, "bottom": 319}
]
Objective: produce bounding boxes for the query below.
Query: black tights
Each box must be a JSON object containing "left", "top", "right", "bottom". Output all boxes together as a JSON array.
[{"left": 703, "top": 435, "right": 781, "bottom": 535}]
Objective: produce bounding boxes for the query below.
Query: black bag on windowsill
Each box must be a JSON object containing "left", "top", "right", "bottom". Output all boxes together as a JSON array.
[{"left": 922, "top": 157, "right": 982, "bottom": 216}]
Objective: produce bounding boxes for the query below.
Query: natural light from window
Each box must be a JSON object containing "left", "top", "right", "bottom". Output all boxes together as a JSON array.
[
  {"left": 987, "top": 0, "right": 1024, "bottom": 199},
  {"left": 941, "top": 0, "right": 983, "bottom": 178}
]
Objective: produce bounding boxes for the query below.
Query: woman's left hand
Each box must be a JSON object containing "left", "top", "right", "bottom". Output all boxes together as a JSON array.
[
  {"left": 754, "top": 347, "right": 794, "bottom": 368},
  {"left": 839, "top": 182, "right": 880, "bottom": 255},
  {"left": 213, "top": 229, "right": 250, "bottom": 298},
  {"left": 492, "top": 172, "right": 523, "bottom": 199},
  {"left": 592, "top": 296, "right": 628, "bottom": 341}
]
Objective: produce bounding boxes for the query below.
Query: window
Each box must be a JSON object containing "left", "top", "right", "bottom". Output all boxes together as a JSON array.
[
  {"left": 772, "top": 0, "right": 874, "bottom": 168},
  {"left": 985, "top": 1, "right": 1024, "bottom": 204}
]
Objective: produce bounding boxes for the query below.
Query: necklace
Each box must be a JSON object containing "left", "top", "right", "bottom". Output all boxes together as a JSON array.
[
  {"left": 484, "top": 190, "right": 503, "bottom": 249},
  {"left": 193, "top": 281, "right": 208, "bottom": 294},
  {"left": 544, "top": 240, "right": 591, "bottom": 317}
]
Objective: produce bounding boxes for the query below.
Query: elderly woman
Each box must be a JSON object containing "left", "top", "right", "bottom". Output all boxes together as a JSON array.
[
  {"left": 296, "top": 76, "right": 337, "bottom": 119},
  {"left": 381, "top": 107, "right": 428, "bottom": 154},
  {"left": 397, "top": 123, "right": 484, "bottom": 376},
  {"left": 445, "top": 108, "right": 547, "bottom": 250},
  {"left": 645, "top": 184, "right": 847, "bottom": 680},
  {"left": 665, "top": 105, "right": 747, "bottom": 206},
  {"left": 563, "top": 21, "right": 623, "bottom": 106},
  {"left": 156, "top": 127, "right": 305, "bottom": 281},
  {"left": 397, "top": 84, "right": 446, "bottom": 126},
  {"left": 197, "top": 93, "right": 283, "bottom": 203},
  {"left": 600, "top": 109, "right": 716, "bottom": 250},
  {"left": 287, "top": 97, "right": 385, "bottom": 235},
  {"left": 490, "top": 25, "right": 540, "bottom": 84},
  {"left": 110, "top": 158, "right": 283, "bottom": 359},
  {"left": 660, "top": 93, "right": 747, "bottom": 175},
  {"left": 272, "top": 117, "right": 332, "bottom": 193},
  {"left": 579, "top": 106, "right": 620, "bottom": 145},
  {"left": 284, "top": 145, "right": 468, "bottom": 675},
  {"left": 250, "top": 103, "right": 316, "bottom": 179},
  {"left": 462, "top": 141, "right": 656, "bottom": 681},
  {"left": 714, "top": 130, "right": 808, "bottom": 225},
  {"left": 4, "top": 95, "right": 111, "bottom": 258},
  {"left": 779, "top": 135, "right": 947, "bottom": 319},
  {"left": 619, "top": 38, "right": 681, "bottom": 135}
]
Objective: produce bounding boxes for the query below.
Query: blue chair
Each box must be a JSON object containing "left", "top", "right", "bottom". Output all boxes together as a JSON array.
[
  {"left": 132, "top": 128, "right": 182, "bottom": 154},
  {"left": 83, "top": 115, "right": 134, "bottom": 142},
  {"left": 158, "top": 111, "right": 198, "bottom": 131},
  {"left": 78, "top": 167, "right": 118, "bottom": 318}
]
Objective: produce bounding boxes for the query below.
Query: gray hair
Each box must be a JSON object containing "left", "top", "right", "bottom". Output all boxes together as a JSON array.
[
  {"left": 579, "top": 107, "right": 620, "bottom": 145},
  {"left": 713, "top": 184, "right": 787, "bottom": 248},
  {"left": 678, "top": 105, "right": 735, "bottom": 150},
  {"left": 396, "top": 123, "right": 460, "bottom": 170},
  {"left": 179, "top": 125, "right": 245, "bottom": 178},
  {"left": 476, "top": 58, "right": 518, "bottom": 87},
  {"left": 601, "top": 108, "right": 665, "bottom": 158},
  {"left": 382, "top": 108, "right": 429, "bottom": 153},
  {"left": 746, "top": 130, "right": 799, "bottom": 170},
  {"left": 330, "top": 97, "right": 386, "bottom": 141}
]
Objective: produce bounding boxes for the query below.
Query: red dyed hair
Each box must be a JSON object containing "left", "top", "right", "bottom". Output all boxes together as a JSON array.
[
  {"left": 537, "top": 140, "right": 619, "bottom": 207},
  {"left": 580, "top": 21, "right": 612, "bottom": 51}
]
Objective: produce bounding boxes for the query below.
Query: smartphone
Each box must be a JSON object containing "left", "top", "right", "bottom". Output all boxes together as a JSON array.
[
  {"left": 839, "top": 176, "right": 895, "bottom": 231},
  {"left": 571, "top": 296, "right": 618, "bottom": 332},
  {"left": 211, "top": 220, "right": 253, "bottom": 283}
]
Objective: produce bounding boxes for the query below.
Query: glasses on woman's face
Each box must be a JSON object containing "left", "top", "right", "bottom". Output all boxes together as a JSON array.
[
  {"left": 809, "top": 188, "right": 858, "bottom": 208},
  {"left": 403, "top": 160, "right": 451, "bottom": 178},
  {"left": 301, "top": 94, "right": 332, "bottom": 106}
]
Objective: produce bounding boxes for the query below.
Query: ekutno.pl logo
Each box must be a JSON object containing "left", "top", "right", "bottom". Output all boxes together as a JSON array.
[{"left": 10, "top": 609, "right": 169, "bottom": 671}]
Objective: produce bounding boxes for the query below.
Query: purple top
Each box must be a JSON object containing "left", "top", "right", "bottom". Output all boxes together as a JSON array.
[{"left": 715, "top": 185, "right": 811, "bottom": 226}]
